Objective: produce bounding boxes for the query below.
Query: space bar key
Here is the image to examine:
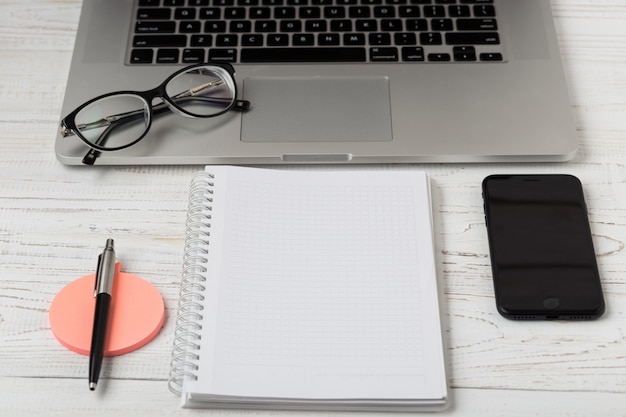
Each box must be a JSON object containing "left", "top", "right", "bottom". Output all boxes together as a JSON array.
[{"left": 240, "top": 48, "right": 367, "bottom": 63}]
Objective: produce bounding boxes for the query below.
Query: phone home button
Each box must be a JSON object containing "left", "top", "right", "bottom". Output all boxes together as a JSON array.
[{"left": 543, "top": 297, "right": 560, "bottom": 310}]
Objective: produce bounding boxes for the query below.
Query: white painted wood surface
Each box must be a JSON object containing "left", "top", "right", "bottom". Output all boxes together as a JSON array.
[{"left": 1, "top": 0, "right": 626, "bottom": 415}]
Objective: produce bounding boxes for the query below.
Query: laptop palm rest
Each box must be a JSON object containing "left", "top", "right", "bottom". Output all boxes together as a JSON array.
[{"left": 241, "top": 77, "right": 393, "bottom": 144}]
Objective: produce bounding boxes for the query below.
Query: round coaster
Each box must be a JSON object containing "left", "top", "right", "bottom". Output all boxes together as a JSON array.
[{"left": 49, "top": 263, "right": 165, "bottom": 356}]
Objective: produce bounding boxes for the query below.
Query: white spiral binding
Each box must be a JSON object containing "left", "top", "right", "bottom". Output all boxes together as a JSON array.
[{"left": 168, "top": 172, "right": 214, "bottom": 395}]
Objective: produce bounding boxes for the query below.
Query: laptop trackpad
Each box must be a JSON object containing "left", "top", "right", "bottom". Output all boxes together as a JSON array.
[{"left": 241, "top": 77, "right": 392, "bottom": 143}]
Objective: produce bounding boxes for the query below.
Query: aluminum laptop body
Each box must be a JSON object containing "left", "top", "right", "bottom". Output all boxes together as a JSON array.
[{"left": 56, "top": 0, "right": 577, "bottom": 165}]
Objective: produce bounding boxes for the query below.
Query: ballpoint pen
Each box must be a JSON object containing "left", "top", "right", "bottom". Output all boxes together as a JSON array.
[{"left": 89, "top": 238, "right": 116, "bottom": 391}]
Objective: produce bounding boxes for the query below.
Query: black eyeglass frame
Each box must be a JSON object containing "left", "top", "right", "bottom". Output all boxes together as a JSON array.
[{"left": 59, "top": 62, "right": 250, "bottom": 153}]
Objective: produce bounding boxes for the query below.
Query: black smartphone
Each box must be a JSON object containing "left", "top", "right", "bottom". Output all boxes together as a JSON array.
[{"left": 482, "top": 174, "right": 605, "bottom": 320}]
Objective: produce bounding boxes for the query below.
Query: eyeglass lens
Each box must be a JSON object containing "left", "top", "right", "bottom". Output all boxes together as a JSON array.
[{"left": 73, "top": 66, "right": 236, "bottom": 151}]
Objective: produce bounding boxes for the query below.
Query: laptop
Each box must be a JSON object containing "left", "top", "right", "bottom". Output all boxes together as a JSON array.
[{"left": 56, "top": 0, "right": 577, "bottom": 165}]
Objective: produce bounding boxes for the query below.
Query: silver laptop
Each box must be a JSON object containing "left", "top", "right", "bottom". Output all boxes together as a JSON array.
[{"left": 56, "top": 0, "right": 576, "bottom": 165}]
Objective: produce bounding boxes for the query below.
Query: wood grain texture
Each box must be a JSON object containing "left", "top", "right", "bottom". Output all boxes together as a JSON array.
[{"left": 2, "top": 0, "right": 626, "bottom": 415}]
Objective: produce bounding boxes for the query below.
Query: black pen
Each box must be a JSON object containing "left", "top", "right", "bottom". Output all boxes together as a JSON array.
[{"left": 89, "top": 238, "right": 116, "bottom": 391}]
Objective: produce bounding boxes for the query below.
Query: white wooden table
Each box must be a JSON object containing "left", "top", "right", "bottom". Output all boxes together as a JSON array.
[{"left": 2, "top": 1, "right": 626, "bottom": 415}]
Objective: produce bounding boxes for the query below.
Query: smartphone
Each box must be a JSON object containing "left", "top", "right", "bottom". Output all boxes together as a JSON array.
[{"left": 482, "top": 174, "right": 605, "bottom": 320}]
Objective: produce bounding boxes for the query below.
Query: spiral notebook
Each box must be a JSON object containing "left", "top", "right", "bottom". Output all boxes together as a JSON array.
[{"left": 168, "top": 166, "right": 448, "bottom": 411}]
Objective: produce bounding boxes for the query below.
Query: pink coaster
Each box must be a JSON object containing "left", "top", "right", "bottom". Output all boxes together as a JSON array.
[{"left": 49, "top": 263, "right": 165, "bottom": 356}]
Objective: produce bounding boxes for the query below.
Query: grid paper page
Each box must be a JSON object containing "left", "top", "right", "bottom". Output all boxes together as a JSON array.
[{"left": 191, "top": 166, "right": 443, "bottom": 401}]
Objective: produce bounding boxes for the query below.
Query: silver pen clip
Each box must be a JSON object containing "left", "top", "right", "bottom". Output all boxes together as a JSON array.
[{"left": 93, "top": 239, "right": 116, "bottom": 297}]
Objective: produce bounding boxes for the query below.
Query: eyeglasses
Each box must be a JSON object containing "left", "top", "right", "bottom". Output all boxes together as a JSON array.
[{"left": 59, "top": 63, "right": 250, "bottom": 165}]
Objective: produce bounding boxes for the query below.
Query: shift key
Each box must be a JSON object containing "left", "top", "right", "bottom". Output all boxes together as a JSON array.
[
  {"left": 445, "top": 32, "right": 499, "bottom": 45},
  {"left": 133, "top": 35, "right": 187, "bottom": 47}
]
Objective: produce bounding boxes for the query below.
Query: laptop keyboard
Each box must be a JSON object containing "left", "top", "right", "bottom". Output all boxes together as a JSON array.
[{"left": 129, "top": 0, "right": 504, "bottom": 65}]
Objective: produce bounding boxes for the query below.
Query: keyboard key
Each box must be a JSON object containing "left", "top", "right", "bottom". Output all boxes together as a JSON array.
[
  {"left": 324, "top": 7, "right": 346, "bottom": 18},
  {"left": 406, "top": 19, "right": 428, "bottom": 31},
  {"left": 300, "top": 7, "right": 321, "bottom": 18},
  {"left": 205, "top": 21, "right": 227, "bottom": 32},
  {"left": 318, "top": 33, "right": 341, "bottom": 45},
  {"left": 216, "top": 34, "right": 239, "bottom": 46},
  {"left": 306, "top": 20, "right": 327, "bottom": 31},
  {"left": 428, "top": 53, "right": 451, "bottom": 62},
  {"left": 190, "top": 34, "right": 213, "bottom": 46},
  {"left": 242, "top": 34, "right": 264, "bottom": 46},
  {"left": 179, "top": 21, "right": 201, "bottom": 33},
  {"left": 199, "top": 8, "right": 221, "bottom": 19},
  {"left": 267, "top": 33, "right": 289, "bottom": 46},
  {"left": 135, "top": 21, "right": 176, "bottom": 33},
  {"left": 395, "top": 33, "right": 417, "bottom": 45},
  {"left": 137, "top": 8, "right": 171, "bottom": 20},
  {"left": 453, "top": 46, "right": 476, "bottom": 61},
  {"left": 374, "top": 6, "right": 395, "bottom": 18},
  {"left": 431, "top": 18, "right": 453, "bottom": 31},
  {"left": 402, "top": 46, "right": 425, "bottom": 62},
  {"left": 175, "top": 8, "right": 196, "bottom": 20},
  {"left": 446, "top": 32, "right": 499, "bottom": 45},
  {"left": 344, "top": 33, "right": 366, "bottom": 45},
  {"left": 280, "top": 20, "right": 302, "bottom": 32},
  {"left": 133, "top": 35, "right": 187, "bottom": 47},
  {"left": 241, "top": 47, "right": 367, "bottom": 62},
  {"left": 182, "top": 48, "right": 205, "bottom": 63},
  {"left": 449, "top": 5, "right": 471, "bottom": 17},
  {"left": 224, "top": 7, "right": 246, "bottom": 19},
  {"left": 293, "top": 33, "right": 315, "bottom": 45},
  {"left": 369, "top": 33, "right": 391, "bottom": 45},
  {"left": 208, "top": 48, "right": 238, "bottom": 62},
  {"left": 275, "top": 7, "right": 296, "bottom": 18},
  {"left": 156, "top": 48, "right": 180, "bottom": 63},
  {"left": 399, "top": 6, "right": 421, "bottom": 18},
  {"left": 456, "top": 18, "right": 498, "bottom": 31},
  {"left": 349, "top": 6, "right": 370, "bottom": 18},
  {"left": 230, "top": 21, "right": 252, "bottom": 32},
  {"left": 480, "top": 52, "right": 503, "bottom": 61},
  {"left": 130, "top": 49, "right": 154, "bottom": 64},
  {"left": 356, "top": 19, "right": 377, "bottom": 31},
  {"left": 251, "top": 7, "right": 272, "bottom": 18},
  {"left": 370, "top": 47, "right": 399, "bottom": 62},
  {"left": 381, "top": 19, "right": 403, "bottom": 31},
  {"left": 474, "top": 5, "right": 496, "bottom": 16},
  {"left": 420, "top": 32, "right": 443, "bottom": 45},
  {"left": 330, "top": 19, "right": 352, "bottom": 31},
  {"left": 255, "top": 20, "right": 277, "bottom": 32},
  {"left": 424, "top": 6, "right": 445, "bottom": 18}
]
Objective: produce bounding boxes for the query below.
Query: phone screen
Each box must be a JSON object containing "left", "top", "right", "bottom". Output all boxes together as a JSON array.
[{"left": 482, "top": 174, "right": 604, "bottom": 320}]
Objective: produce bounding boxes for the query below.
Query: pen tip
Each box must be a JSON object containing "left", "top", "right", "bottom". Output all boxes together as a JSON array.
[{"left": 89, "top": 382, "right": 97, "bottom": 391}]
